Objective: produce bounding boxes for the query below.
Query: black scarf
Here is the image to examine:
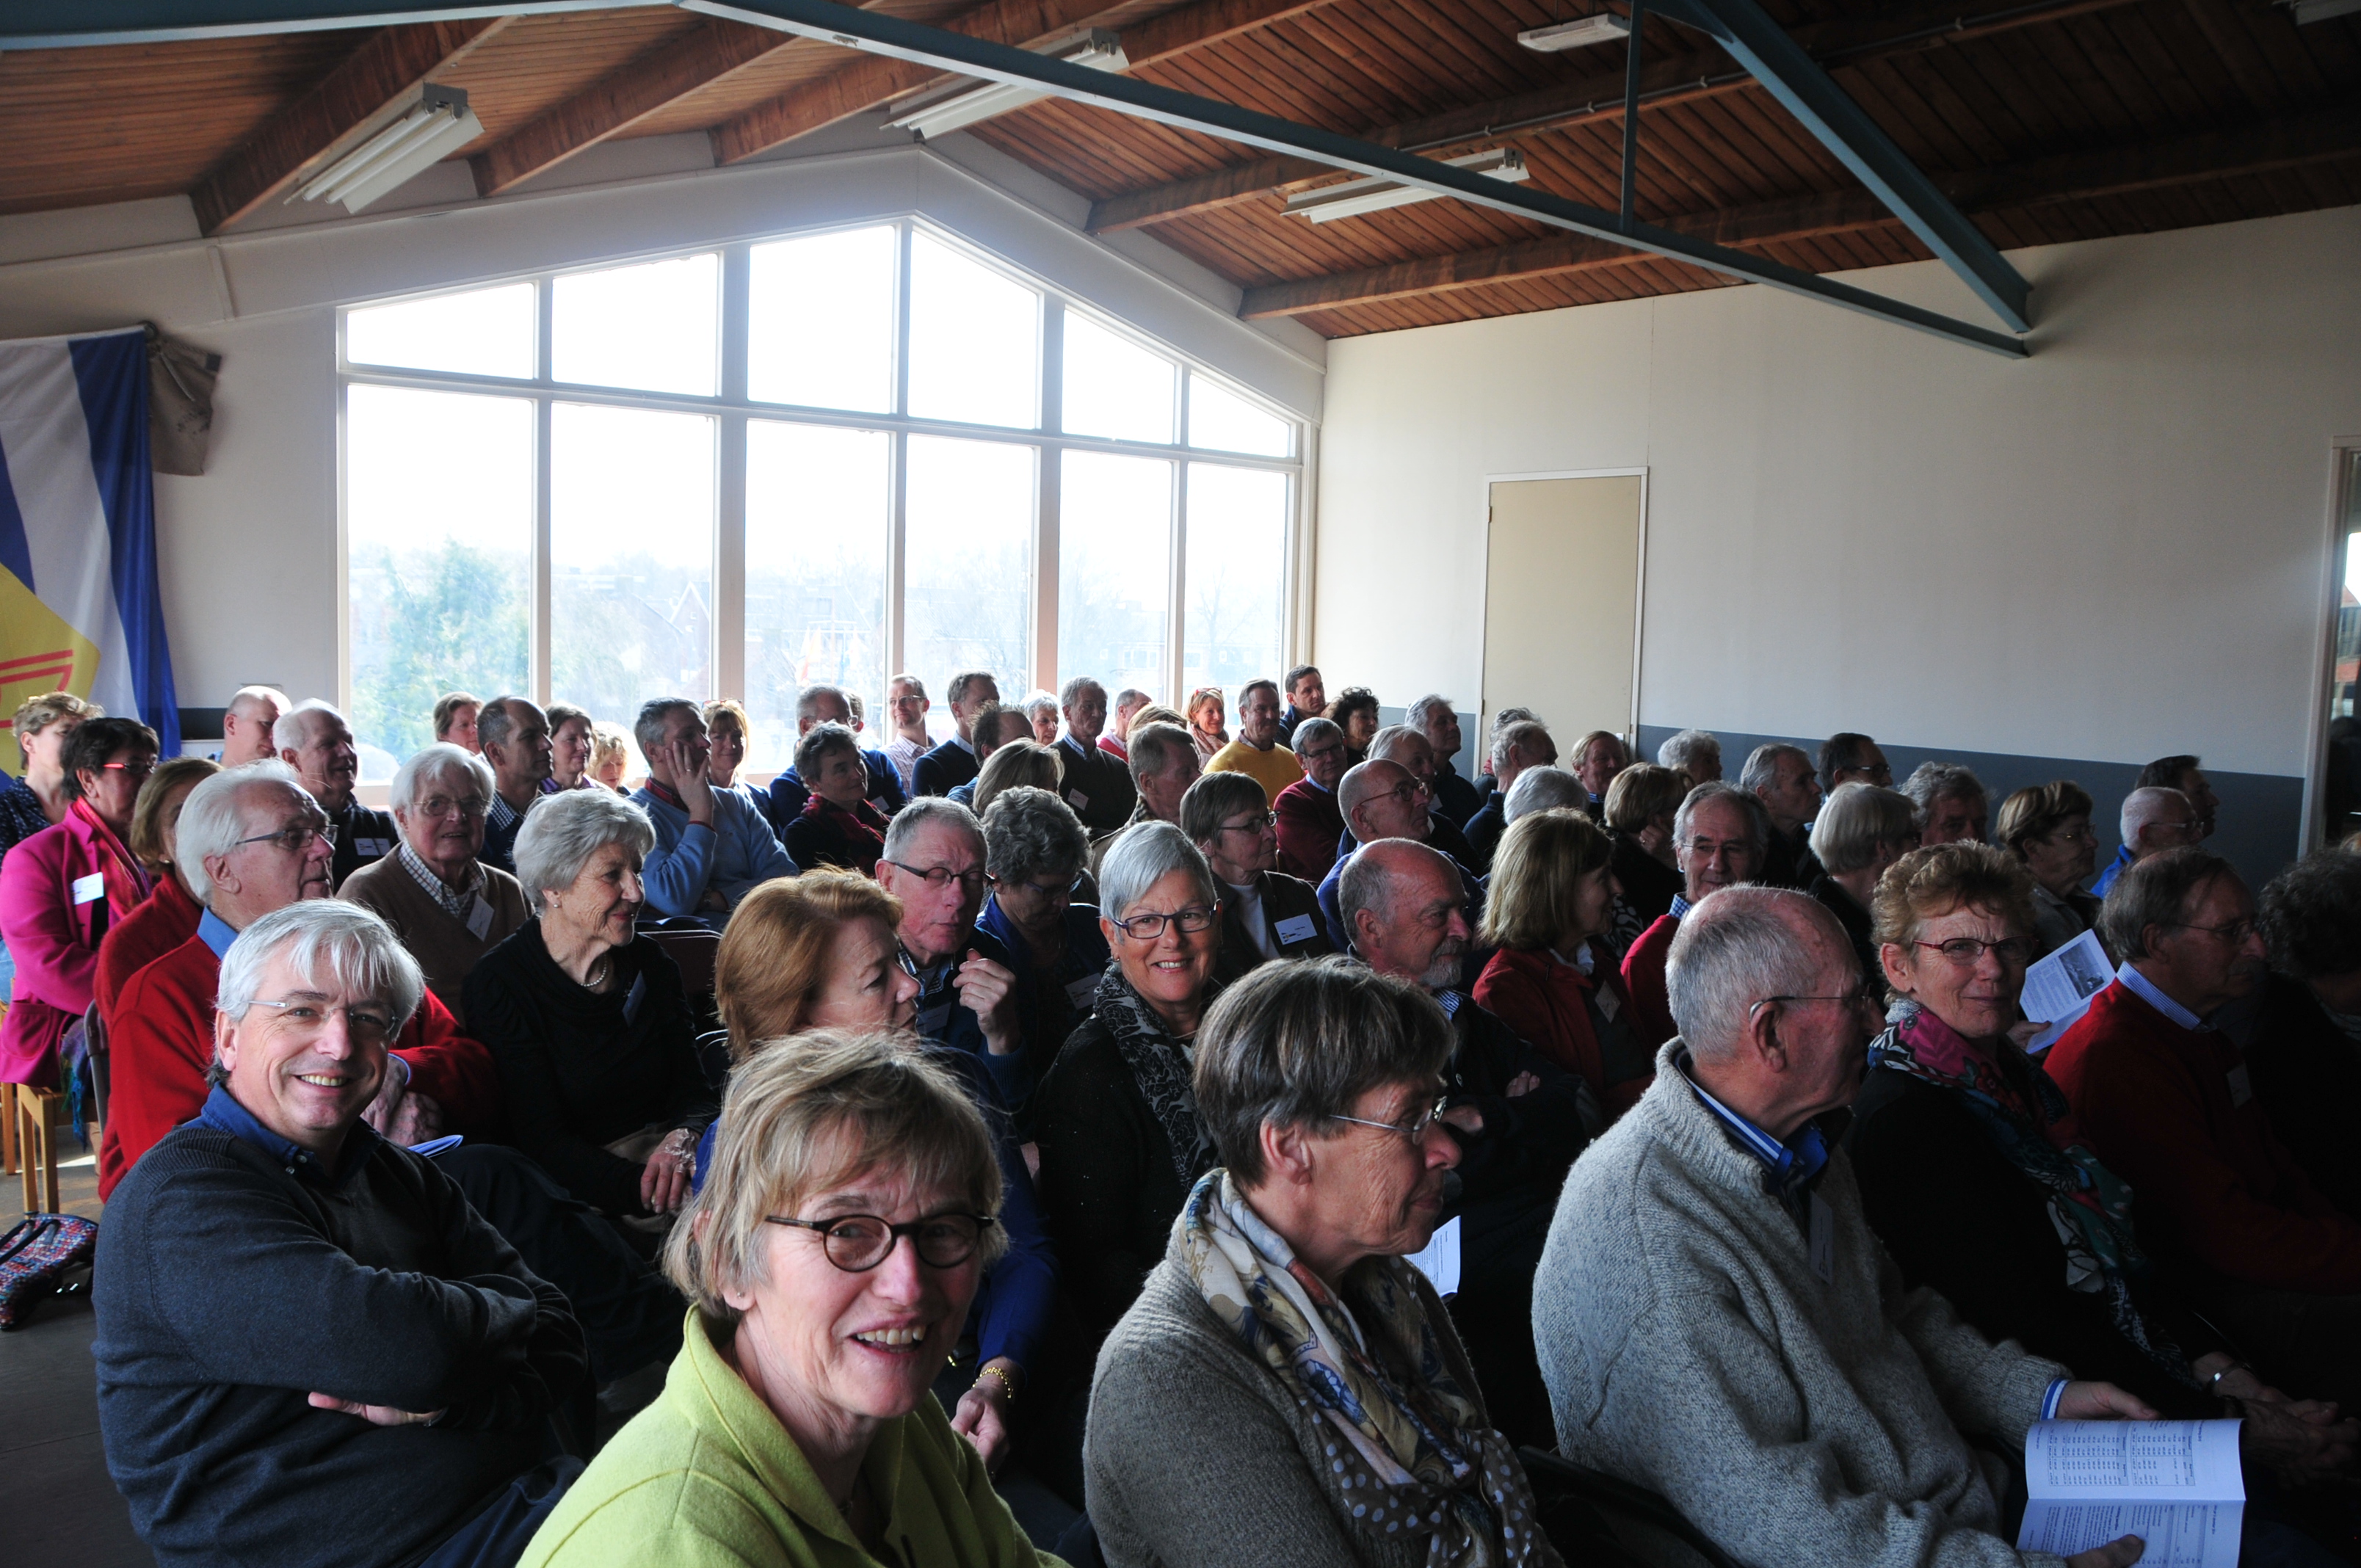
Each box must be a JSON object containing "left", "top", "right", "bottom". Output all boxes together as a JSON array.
[{"left": 1094, "top": 963, "right": 1221, "bottom": 1186}]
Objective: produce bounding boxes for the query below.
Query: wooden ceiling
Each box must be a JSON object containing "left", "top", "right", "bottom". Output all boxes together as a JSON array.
[{"left": 3, "top": 0, "right": 2354, "bottom": 338}]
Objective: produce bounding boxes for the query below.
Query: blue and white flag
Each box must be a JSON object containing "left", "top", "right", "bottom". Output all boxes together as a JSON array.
[{"left": 0, "top": 325, "right": 178, "bottom": 763}]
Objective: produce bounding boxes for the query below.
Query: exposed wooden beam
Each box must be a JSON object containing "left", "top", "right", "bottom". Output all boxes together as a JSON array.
[
  {"left": 708, "top": 0, "right": 1332, "bottom": 166},
  {"left": 1088, "top": 0, "right": 2138, "bottom": 234},
  {"left": 189, "top": 18, "right": 512, "bottom": 234},
  {"left": 1236, "top": 104, "right": 2361, "bottom": 318},
  {"left": 468, "top": 17, "right": 788, "bottom": 197}
]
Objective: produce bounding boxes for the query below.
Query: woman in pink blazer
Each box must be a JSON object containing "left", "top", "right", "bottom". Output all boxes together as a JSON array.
[{"left": 0, "top": 716, "right": 156, "bottom": 1086}]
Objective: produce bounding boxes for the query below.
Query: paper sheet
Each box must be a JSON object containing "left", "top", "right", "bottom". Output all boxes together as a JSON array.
[
  {"left": 2017, "top": 1420, "right": 2244, "bottom": 1568},
  {"left": 2022, "top": 929, "right": 2115, "bottom": 1053},
  {"left": 1405, "top": 1216, "right": 1461, "bottom": 1296}
]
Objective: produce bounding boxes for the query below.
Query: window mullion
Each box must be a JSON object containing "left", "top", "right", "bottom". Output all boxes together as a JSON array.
[
  {"left": 1034, "top": 300, "right": 1064, "bottom": 695},
  {"left": 532, "top": 276, "right": 555, "bottom": 705},
  {"left": 715, "top": 246, "right": 751, "bottom": 707}
]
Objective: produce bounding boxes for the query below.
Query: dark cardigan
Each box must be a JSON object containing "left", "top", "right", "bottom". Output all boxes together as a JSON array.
[
  {"left": 2244, "top": 973, "right": 2361, "bottom": 1222},
  {"left": 462, "top": 921, "right": 714, "bottom": 1216},
  {"left": 1846, "top": 1064, "right": 2218, "bottom": 1416},
  {"left": 1032, "top": 1012, "right": 1211, "bottom": 1348}
]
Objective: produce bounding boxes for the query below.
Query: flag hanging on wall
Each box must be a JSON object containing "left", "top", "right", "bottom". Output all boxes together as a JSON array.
[{"left": 0, "top": 325, "right": 179, "bottom": 770}]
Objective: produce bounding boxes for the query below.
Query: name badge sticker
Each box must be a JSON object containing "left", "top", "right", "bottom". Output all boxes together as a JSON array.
[
  {"left": 2226, "top": 1064, "right": 2253, "bottom": 1108},
  {"left": 1066, "top": 788, "right": 1090, "bottom": 810},
  {"left": 1808, "top": 1193, "right": 1836, "bottom": 1284},
  {"left": 1065, "top": 973, "right": 1099, "bottom": 1010},
  {"left": 465, "top": 896, "right": 496, "bottom": 941},
  {"left": 1274, "top": 913, "right": 1319, "bottom": 946},
  {"left": 72, "top": 872, "right": 106, "bottom": 905}
]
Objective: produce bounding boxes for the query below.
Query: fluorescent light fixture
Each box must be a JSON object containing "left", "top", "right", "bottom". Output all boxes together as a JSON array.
[
  {"left": 1283, "top": 148, "right": 1530, "bottom": 223},
  {"left": 1518, "top": 13, "right": 1633, "bottom": 51},
  {"left": 886, "top": 30, "right": 1129, "bottom": 140},
  {"left": 2288, "top": 0, "right": 2361, "bottom": 21},
  {"left": 292, "top": 84, "right": 482, "bottom": 214}
]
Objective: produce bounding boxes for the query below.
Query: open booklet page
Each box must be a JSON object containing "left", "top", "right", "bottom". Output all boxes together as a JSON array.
[
  {"left": 2017, "top": 1419, "right": 2244, "bottom": 1568},
  {"left": 2023, "top": 929, "right": 2115, "bottom": 1053}
]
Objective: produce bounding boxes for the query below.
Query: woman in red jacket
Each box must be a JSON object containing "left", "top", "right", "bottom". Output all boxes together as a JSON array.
[
  {"left": 1474, "top": 806, "right": 1656, "bottom": 1120},
  {"left": 0, "top": 716, "right": 156, "bottom": 1086}
]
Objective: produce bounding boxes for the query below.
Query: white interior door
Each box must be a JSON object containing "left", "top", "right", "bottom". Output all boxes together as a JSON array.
[{"left": 1481, "top": 473, "right": 1645, "bottom": 744}]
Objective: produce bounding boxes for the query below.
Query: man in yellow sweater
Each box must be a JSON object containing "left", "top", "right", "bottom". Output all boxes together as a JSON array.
[{"left": 1203, "top": 679, "right": 1303, "bottom": 807}]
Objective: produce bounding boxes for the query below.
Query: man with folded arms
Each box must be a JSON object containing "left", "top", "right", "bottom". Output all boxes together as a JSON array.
[
  {"left": 1537, "top": 885, "right": 2152, "bottom": 1568},
  {"left": 94, "top": 899, "right": 587, "bottom": 1568}
]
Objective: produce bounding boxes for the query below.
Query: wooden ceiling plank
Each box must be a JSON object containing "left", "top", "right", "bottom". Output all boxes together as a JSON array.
[
  {"left": 711, "top": 0, "right": 1336, "bottom": 165},
  {"left": 190, "top": 18, "right": 513, "bottom": 234},
  {"left": 1871, "top": 49, "right": 2020, "bottom": 166},
  {"left": 1236, "top": 98, "right": 2361, "bottom": 316},
  {"left": 2056, "top": 12, "right": 2177, "bottom": 134}
]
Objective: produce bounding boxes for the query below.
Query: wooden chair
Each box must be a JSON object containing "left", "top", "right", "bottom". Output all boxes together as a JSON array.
[{"left": 13, "top": 1083, "right": 69, "bottom": 1216}]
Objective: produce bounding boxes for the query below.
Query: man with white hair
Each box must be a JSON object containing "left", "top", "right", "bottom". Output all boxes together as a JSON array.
[
  {"left": 1741, "top": 741, "right": 1825, "bottom": 889},
  {"left": 216, "top": 684, "right": 286, "bottom": 767},
  {"left": 2089, "top": 785, "right": 2200, "bottom": 899},
  {"left": 94, "top": 900, "right": 588, "bottom": 1568},
  {"left": 1407, "top": 694, "right": 1482, "bottom": 827},
  {"left": 1342, "top": 837, "right": 1595, "bottom": 1446},
  {"left": 874, "top": 799, "right": 1020, "bottom": 1097},
  {"left": 764, "top": 682, "right": 907, "bottom": 824},
  {"left": 1053, "top": 675, "right": 1137, "bottom": 833},
  {"left": 1463, "top": 719, "right": 1557, "bottom": 873},
  {"left": 1570, "top": 730, "right": 1631, "bottom": 821},
  {"left": 1358, "top": 723, "right": 1480, "bottom": 872},
  {"left": 1657, "top": 727, "right": 1722, "bottom": 784},
  {"left": 1272, "top": 715, "right": 1349, "bottom": 882},
  {"left": 632, "top": 697, "right": 793, "bottom": 930},
  {"left": 1620, "top": 782, "right": 1771, "bottom": 1048},
  {"left": 276, "top": 699, "right": 396, "bottom": 888},
  {"left": 476, "top": 694, "right": 554, "bottom": 875},
  {"left": 341, "top": 743, "right": 531, "bottom": 1026},
  {"left": 1537, "top": 886, "right": 2154, "bottom": 1568},
  {"left": 1316, "top": 758, "right": 1487, "bottom": 962},
  {"left": 914, "top": 669, "right": 1001, "bottom": 798}
]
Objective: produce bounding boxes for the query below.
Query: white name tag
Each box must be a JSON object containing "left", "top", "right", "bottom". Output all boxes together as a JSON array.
[
  {"left": 354, "top": 837, "right": 391, "bottom": 857},
  {"left": 1066, "top": 788, "right": 1089, "bottom": 810},
  {"left": 1274, "top": 913, "right": 1319, "bottom": 946},
  {"left": 465, "top": 896, "right": 496, "bottom": 941},
  {"left": 72, "top": 872, "right": 106, "bottom": 906},
  {"left": 1808, "top": 1193, "right": 1836, "bottom": 1283},
  {"left": 2226, "top": 1063, "right": 2253, "bottom": 1108},
  {"left": 1065, "top": 973, "right": 1099, "bottom": 1010}
]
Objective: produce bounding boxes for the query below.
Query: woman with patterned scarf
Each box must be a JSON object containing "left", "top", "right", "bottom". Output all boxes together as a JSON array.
[
  {"left": 781, "top": 721, "right": 890, "bottom": 877},
  {"left": 1847, "top": 843, "right": 2355, "bottom": 1489},
  {"left": 1087, "top": 955, "right": 1559, "bottom": 1568}
]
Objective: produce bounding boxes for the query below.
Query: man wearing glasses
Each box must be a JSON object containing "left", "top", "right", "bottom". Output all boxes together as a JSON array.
[
  {"left": 2050, "top": 847, "right": 2361, "bottom": 1415},
  {"left": 94, "top": 899, "right": 587, "bottom": 1568},
  {"left": 1316, "top": 758, "right": 1487, "bottom": 959},
  {"left": 874, "top": 799, "right": 1020, "bottom": 1072},
  {"left": 1539, "top": 885, "right": 2155, "bottom": 1568}
]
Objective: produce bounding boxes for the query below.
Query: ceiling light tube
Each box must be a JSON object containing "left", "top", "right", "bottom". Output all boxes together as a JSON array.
[
  {"left": 888, "top": 29, "right": 1129, "bottom": 140},
  {"left": 293, "top": 84, "right": 482, "bottom": 214},
  {"left": 1518, "top": 14, "right": 1633, "bottom": 51},
  {"left": 1283, "top": 147, "right": 1531, "bottom": 222}
]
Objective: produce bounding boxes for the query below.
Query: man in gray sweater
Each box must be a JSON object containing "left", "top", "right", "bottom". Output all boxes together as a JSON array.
[{"left": 1534, "top": 886, "right": 2153, "bottom": 1568}]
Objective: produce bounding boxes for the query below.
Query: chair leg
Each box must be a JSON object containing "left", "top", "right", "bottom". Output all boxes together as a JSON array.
[
  {"left": 17, "top": 1087, "right": 60, "bottom": 1216},
  {"left": 0, "top": 1081, "right": 17, "bottom": 1177},
  {"left": 16, "top": 1088, "right": 35, "bottom": 1216}
]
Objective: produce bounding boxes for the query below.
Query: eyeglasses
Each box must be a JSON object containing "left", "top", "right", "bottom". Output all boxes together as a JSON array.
[
  {"left": 234, "top": 821, "right": 333, "bottom": 854},
  {"left": 102, "top": 759, "right": 157, "bottom": 780},
  {"left": 1751, "top": 978, "right": 1881, "bottom": 1015},
  {"left": 1330, "top": 1095, "right": 1451, "bottom": 1143},
  {"left": 2044, "top": 827, "right": 2097, "bottom": 846},
  {"left": 415, "top": 794, "right": 487, "bottom": 819},
  {"left": 1298, "top": 745, "right": 1342, "bottom": 764},
  {"left": 989, "top": 874, "right": 1074, "bottom": 903},
  {"left": 1914, "top": 936, "right": 2032, "bottom": 968},
  {"left": 244, "top": 995, "right": 396, "bottom": 1041},
  {"left": 1215, "top": 813, "right": 1278, "bottom": 837},
  {"left": 764, "top": 1211, "right": 995, "bottom": 1272},
  {"left": 1384, "top": 780, "right": 1431, "bottom": 807},
  {"left": 1107, "top": 904, "right": 1219, "bottom": 940},
  {"left": 882, "top": 860, "right": 987, "bottom": 896},
  {"left": 2170, "top": 916, "right": 2256, "bottom": 945}
]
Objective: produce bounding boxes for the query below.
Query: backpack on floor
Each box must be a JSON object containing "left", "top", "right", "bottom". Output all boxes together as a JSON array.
[{"left": 0, "top": 1213, "right": 98, "bottom": 1330}]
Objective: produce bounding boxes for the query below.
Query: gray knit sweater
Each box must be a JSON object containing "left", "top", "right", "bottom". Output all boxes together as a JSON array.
[
  {"left": 1087, "top": 1229, "right": 1566, "bottom": 1568},
  {"left": 1534, "top": 1042, "right": 2071, "bottom": 1568}
]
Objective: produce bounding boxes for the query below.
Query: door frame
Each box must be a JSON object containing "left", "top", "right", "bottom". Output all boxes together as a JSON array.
[
  {"left": 2302, "top": 437, "right": 2361, "bottom": 852},
  {"left": 1476, "top": 466, "right": 1651, "bottom": 747}
]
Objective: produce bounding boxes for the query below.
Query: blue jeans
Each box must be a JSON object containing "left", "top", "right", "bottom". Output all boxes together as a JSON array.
[{"left": 416, "top": 1456, "right": 583, "bottom": 1568}]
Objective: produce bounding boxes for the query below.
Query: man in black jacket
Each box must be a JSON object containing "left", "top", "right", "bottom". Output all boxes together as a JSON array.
[
  {"left": 1053, "top": 675, "right": 1137, "bottom": 833},
  {"left": 277, "top": 698, "right": 396, "bottom": 889},
  {"left": 95, "top": 899, "right": 587, "bottom": 1568},
  {"left": 913, "top": 669, "right": 999, "bottom": 797},
  {"left": 1339, "top": 838, "right": 1597, "bottom": 1447}
]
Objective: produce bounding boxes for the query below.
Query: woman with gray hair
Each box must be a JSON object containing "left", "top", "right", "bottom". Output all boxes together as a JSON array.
[
  {"left": 521, "top": 1031, "right": 1055, "bottom": 1567},
  {"left": 976, "top": 785, "right": 1106, "bottom": 1130},
  {"left": 341, "top": 742, "right": 529, "bottom": 1026},
  {"left": 463, "top": 787, "right": 714, "bottom": 1224},
  {"left": 1033, "top": 821, "right": 1225, "bottom": 1347},
  {"left": 1087, "top": 957, "right": 1562, "bottom": 1568},
  {"left": 1807, "top": 782, "right": 1922, "bottom": 980}
]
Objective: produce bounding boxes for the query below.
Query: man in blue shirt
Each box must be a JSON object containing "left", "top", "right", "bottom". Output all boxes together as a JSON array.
[
  {"left": 2091, "top": 785, "right": 2199, "bottom": 899},
  {"left": 631, "top": 698, "right": 793, "bottom": 929}
]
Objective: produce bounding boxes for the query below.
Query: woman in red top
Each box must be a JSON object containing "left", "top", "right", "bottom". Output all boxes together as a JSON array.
[
  {"left": 1474, "top": 806, "right": 1656, "bottom": 1120},
  {"left": 94, "top": 756, "right": 219, "bottom": 1023},
  {"left": 0, "top": 716, "right": 157, "bottom": 1086}
]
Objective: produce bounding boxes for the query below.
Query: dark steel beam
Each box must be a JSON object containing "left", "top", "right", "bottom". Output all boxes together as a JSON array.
[{"left": 1648, "top": 0, "right": 2031, "bottom": 330}]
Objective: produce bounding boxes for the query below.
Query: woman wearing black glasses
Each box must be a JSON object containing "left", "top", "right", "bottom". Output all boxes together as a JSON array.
[
  {"left": 523, "top": 1031, "right": 1056, "bottom": 1567},
  {"left": 1032, "top": 821, "right": 1225, "bottom": 1350}
]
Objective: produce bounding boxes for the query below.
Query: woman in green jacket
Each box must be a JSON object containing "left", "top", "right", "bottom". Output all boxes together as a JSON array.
[{"left": 521, "top": 1030, "right": 1063, "bottom": 1568}]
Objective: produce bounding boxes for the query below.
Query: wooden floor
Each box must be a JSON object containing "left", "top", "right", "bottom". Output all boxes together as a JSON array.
[{"left": 1, "top": 1152, "right": 152, "bottom": 1567}]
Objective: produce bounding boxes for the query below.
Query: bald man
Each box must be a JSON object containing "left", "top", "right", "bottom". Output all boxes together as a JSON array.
[
  {"left": 1316, "top": 759, "right": 1487, "bottom": 970},
  {"left": 217, "top": 686, "right": 288, "bottom": 768}
]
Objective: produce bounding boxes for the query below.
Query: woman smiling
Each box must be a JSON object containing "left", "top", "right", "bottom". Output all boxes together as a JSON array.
[{"left": 522, "top": 1031, "right": 1054, "bottom": 1567}]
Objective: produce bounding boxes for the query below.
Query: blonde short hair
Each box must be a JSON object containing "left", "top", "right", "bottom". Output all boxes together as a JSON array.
[
  {"left": 703, "top": 698, "right": 750, "bottom": 738},
  {"left": 590, "top": 722, "right": 630, "bottom": 777},
  {"left": 716, "top": 871, "right": 902, "bottom": 1062},
  {"left": 12, "top": 691, "right": 95, "bottom": 768},
  {"left": 129, "top": 757, "right": 221, "bottom": 874},
  {"left": 663, "top": 1030, "right": 1006, "bottom": 1326},
  {"left": 1477, "top": 807, "right": 1612, "bottom": 951},
  {"left": 1603, "top": 763, "right": 1688, "bottom": 834},
  {"left": 972, "top": 739, "right": 1062, "bottom": 818}
]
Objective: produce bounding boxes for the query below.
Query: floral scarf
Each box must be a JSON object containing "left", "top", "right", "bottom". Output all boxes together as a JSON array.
[
  {"left": 1180, "top": 1172, "right": 1548, "bottom": 1568},
  {"left": 799, "top": 789, "right": 888, "bottom": 863},
  {"left": 1868, "top": 999, "right": 2193, "bottom": 1388},
  {"left": 1095, "top": 964, "right": 1219, "bottom": 1186}
]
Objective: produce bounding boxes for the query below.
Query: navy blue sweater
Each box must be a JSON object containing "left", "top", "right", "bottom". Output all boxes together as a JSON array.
[{"left": 93, "top": 1092, "right": 587, "bottom": 1568}]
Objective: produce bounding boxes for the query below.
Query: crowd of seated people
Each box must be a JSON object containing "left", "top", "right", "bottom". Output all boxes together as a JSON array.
[{"left": 12, "top": 663, "right": 2361, "bottom": 1568}]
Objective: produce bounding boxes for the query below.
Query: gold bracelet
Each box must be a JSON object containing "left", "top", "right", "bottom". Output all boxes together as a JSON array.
[{"left": 974, "top": 1364, "right": 1018, "bottom": 1403}]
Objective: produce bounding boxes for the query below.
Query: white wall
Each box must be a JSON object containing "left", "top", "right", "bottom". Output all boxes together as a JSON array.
[
  {"left": 1313, "top": 204, "right": 2361, "bottom": 782},
  {"left": 0, "top": 124, "right": 1327, "bottom": 716}
]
